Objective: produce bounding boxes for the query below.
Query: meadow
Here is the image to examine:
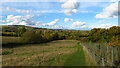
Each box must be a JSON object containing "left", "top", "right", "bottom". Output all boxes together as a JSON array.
[
  {"left": 2, "top": 40, "right": 96, "bottom": 66},
  {"left": 1, "top": 25, "right": 120, "bottom": 66}
]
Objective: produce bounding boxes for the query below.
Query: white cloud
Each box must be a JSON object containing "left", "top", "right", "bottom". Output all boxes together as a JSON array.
[
  {"left": 2, "top": 14, "right": 59, "bottom": 27},
  {"left": 6, "top": 15, "right": 35, "bottom": 25},
  {"left": 70, "top": 24, "right": 89, "bottom": 29},
  {"left": 98, "top": 20, "right": 107, "bottom": 23},
  {"left": 0, "top": 16, "right": 6, "bottom": 24},
  {"left": 3, "top": 7, "right": 63, "bottom": 14},
  {"left": 4, "top": 7, "right": 14, "bottom": 11},
  {"left": 7, "top": 21, "right": 28, "bottom": 25},
  {"left": 72, "top": 21, "right": 86, "bottom": 27},
  {"left": 49, "top": 25, "right": 62, "bottom": 29},
  {"left": 3, "top": 7, "right": 31, "bottom": 14},
  {"left": 79, "top": 10, "right": 92, "bottom": 13},
  {"left": 110, "top": 0, "right": 119, "bottom": 2},
  {"left": 91, "top": 24, "right": 112, "bottom": 28},
  {"left": 80, "top": 25, "right": 89, "bottom": 28},
  {"left": 95, "top": 2, "right": 119, "bottom": 19},
  {"left": 64, "top": 18, "right": 73, "bottom": 22},
  {"left": 18, "top": 21, "right": 28, "bottom": 25},
  {"left": 43, "top": 19, "right": 59, "bottom": 26},
  {"left": 0, "top": 16, "right": 3, "bottom": 18},
  {"left": 1, "top": 0, "right": 119, "bottom": 2},
  {"left": 16, "top": 9, "right": 32, "bottom": 14},
  {"left": 35, "top": 21, "right": 43, "bottom": 26},
  {"left": 72, "top": 23, "right": 113, "bottom": 29},
  {"left": 64, "top": 9, "right": 78, "bottom": 16},
  {"left": 61, "top": 0, "right": 79, "bottom": 9},
  {"left": 61, "top": 0, "right": 79, "bottom": 16},
  {"left": 0, "top": 20, "right": 6, "bottom": 23},
  {"left": 70, "top": 21, "right": 89, "bottom": 29}
]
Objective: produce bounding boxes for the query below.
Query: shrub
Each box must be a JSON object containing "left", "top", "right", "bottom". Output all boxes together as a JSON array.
[
  {"left": 17, "top": 27, "right": 26, "bottom": 36},
  {"left": 58, "top": 32, "right": 65, "bottom": 40},
  {"left": 21, "top": 31, "right": 43, "bottom": 44}
]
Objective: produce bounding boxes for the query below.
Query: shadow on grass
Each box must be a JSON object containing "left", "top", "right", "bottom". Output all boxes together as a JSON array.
[
  {"left": 64, "top": 42, "right": 86, "bottom": 66},
  {"left": 2, "top": 41, "right": 51, "bottom": 48}
]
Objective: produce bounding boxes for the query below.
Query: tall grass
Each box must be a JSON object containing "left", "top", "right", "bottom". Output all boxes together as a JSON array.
[
  {"left": 2, "top": 40, "right": 79, "bottom": 66},
  {"left": 2, "top": 36, "right": 20, "bottom": 44},
  {"left": 81, "top": 41, "right": 119, "bottom": 66}
]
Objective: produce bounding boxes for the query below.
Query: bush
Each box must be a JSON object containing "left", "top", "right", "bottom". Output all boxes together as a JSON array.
[
  {"left": 21, "top": 31, "right": 44, "bottom": 44},
  {"left": 16, "top": 27, "right": 26, "bottom": 36},
  {"left": 58, "top": 32, "right": 65, "bottom": 40}
]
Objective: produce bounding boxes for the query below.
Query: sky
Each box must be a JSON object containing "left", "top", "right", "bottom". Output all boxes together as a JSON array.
[{"left": 0, "top": 0, "right": 119, "bottom": 30}]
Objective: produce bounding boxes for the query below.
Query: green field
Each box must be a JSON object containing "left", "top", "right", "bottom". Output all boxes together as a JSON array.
[{"left": 2, "top": 40, "right": 96, "bottom": 66}]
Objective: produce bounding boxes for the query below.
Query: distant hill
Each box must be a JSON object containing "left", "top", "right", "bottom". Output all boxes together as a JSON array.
[
  {"left": 1, "top": 25, "right": 47, "bottom": 32},
  {"left": 1, "top": 25, "right": 89, "bottom": 32}
]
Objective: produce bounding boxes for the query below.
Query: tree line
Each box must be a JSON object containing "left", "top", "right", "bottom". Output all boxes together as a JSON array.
[
  {"left": 2, "top": 25, "right": 120, "bottom": 66},
  {"left": 13, "top": 26, "right": 120, "bottom": 44}
]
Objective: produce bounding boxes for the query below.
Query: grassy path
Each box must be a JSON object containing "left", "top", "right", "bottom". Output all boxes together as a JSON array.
[{"left": 64, "top": 42, "right": 86, "bottom": 66}]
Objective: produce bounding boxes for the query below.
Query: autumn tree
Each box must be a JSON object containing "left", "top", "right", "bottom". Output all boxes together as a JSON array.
[
  {"left": 17, "top": 27, "right": 26, "bottom": 36},
  {"left": 21, "top": 31, "right": 43, "bottom": 43}
]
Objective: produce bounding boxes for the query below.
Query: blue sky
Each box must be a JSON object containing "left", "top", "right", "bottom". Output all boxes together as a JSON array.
[{"left": 0, "top": 0, "right": 119, "bottom": 30}]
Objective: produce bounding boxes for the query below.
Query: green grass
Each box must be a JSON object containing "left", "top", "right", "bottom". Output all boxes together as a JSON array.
[
  {"left": 2, "top": 51, "right": 13, "bottom": 55},
  {"left": 64, "top": 42, "right": 86, "bottom": 66},
  {"left": 2, "top": 40, "right": 95, "bottom": 66}
]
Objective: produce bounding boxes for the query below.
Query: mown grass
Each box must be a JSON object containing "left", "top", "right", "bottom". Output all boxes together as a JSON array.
[
  {"left": 64, "top": 42, "right": 86, "bottom": 66},
  {"left": 2, "top": 40, "right": 80, "bottom": 66}
]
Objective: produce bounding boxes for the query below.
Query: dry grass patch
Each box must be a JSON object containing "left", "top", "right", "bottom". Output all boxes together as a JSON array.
[{"left": 2, "top": 40, "right": 78, "bottom": 66}]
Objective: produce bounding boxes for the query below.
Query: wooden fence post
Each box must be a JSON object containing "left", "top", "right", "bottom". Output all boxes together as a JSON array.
[{"left": 117, "top": 46, "right": 120, "bottom": 66}]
